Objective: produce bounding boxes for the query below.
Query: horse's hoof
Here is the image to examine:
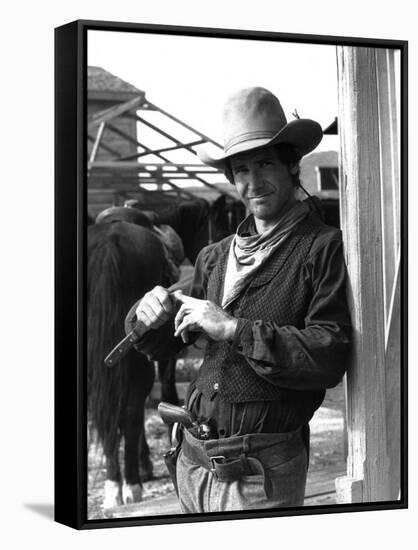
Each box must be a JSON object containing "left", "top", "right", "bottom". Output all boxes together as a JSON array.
[
  {"left": 122, "top": 482, "right": 143, "bottom": 504},
  {"left": 103, "top": 480, "right": 123, "bottom": 510}
]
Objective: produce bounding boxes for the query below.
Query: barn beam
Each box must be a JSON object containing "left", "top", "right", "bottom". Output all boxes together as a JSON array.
[
  {"left": 104, "top": 123, "right": 219, "bottom": 179},
  {"left": 131, "top": 114, "right": 235, "bottom": 198},
  {"left": 101, "top": 114, "right": 233, "bottom": 198},
  {"left": 88, "top": 122, "right": 106, "bottom": 164},
  {"left": 88, "top": 96, "right": 233, "bottom": 198},
  {"left": 89, "top": 121, "right": 201, "bottom": 200},
  {"left": 89, "top": 161, "right": 217, "bottom": 170},
  {"left": 120, "top": 139, "right": 206, "bottom": 161},
  {"left": 88, "top": 180, "right": 194, "bottom": 200},
  {"left": 147, "top": 101, "right": 223, "bottom": 149},
  {"left": 88, "top": 134, "right": 121, "bottom": 158},
  {"left": 87, "top": 95, "right": 145, "bottom": 128}
]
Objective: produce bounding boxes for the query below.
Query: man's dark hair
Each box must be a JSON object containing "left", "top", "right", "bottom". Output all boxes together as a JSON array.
[{"left": 224, "top": 143, "right": 302, "bottom": 188}]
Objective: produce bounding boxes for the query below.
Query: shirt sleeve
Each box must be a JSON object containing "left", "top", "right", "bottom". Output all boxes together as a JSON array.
[
  {"left": 231, "top": 234, "right": 352, "bottom": 391},
  {"left": 132, "top": 243, "right": 216, "bottom": 360}
]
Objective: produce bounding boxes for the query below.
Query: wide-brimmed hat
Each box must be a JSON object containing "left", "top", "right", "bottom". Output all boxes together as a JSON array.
[{"left": 196, "top": 87, "right": 323, "bottom": 168}]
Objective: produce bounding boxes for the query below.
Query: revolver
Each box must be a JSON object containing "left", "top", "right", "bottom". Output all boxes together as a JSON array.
[{"left": 158, "top": 402, "right": 216, "bottom": 441}]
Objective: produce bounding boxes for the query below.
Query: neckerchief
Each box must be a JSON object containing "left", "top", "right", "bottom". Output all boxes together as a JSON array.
[{"left": 221, "top": 201, "right": 309, "bottom": 308}]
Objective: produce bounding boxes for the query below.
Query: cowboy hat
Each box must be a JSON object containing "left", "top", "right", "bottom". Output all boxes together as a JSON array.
[{"left": 196, "top": 87, "right": 323, "bottom": 168}]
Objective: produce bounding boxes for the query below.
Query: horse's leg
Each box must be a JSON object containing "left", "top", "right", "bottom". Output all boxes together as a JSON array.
[
  {"left": 138, "top": 359, "right": 155, "bottom": 483},
  {"left": 157, "top": 357, "right": 179, "bottom": 446},
  {"left": 122, "top": 358, "right": 155, "bottom": 504},
  {"left": 138, "top": 421, "right": 153, "bottom": 482},
  {"left": 103, "top": 436, "right": 123, "bottom": 510},
  {"left": 158, "top": 358, "right": 179, "bottom": 405},
  {"left": 121, "top": 400, "right": 144, "bottom": 505}
]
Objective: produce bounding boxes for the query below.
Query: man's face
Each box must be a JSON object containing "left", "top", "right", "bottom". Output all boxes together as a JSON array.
[{"left": 230, "top": 146, "right": 297, "bottom": 227}]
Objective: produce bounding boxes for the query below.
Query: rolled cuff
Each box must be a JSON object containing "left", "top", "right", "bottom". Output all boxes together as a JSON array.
[{"left": 230, "top": 317, "right": 254, "bottom": 354}]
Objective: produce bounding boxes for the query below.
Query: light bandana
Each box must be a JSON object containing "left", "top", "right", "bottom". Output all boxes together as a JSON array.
[{"left": 221, "top": 201, "right": 309, "bottom": 309}]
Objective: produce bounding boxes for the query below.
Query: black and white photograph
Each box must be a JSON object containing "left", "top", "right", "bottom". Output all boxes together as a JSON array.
[{"left": 55, "top": 20, "right": 407, "bottom": 530}]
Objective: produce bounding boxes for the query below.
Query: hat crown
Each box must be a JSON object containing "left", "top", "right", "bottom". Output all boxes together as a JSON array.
[{"left": 222, "top": 87, "right": 287, "bottom": 152}]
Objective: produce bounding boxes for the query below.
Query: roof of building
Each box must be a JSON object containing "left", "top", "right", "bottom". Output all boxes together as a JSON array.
[{"left": 88, "top": 66, "right": 144, "bottom": 95}]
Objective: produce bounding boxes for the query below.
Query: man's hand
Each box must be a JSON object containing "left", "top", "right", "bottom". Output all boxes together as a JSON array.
[
  {"left": 173, "top": 291, "right": 238, "bottom": 343},
  {"left": 135, "top": 286, "right": 175, "bottom": 330}
]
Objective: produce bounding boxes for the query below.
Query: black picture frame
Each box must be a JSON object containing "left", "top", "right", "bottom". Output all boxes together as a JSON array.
[{"left": 55, "top": 19, "right": 408, "bottom": 530}]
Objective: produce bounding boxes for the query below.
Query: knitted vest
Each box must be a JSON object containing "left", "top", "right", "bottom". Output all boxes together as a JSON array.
[{"left": 195, "top": 214, "right": 323, "bottom": 402}]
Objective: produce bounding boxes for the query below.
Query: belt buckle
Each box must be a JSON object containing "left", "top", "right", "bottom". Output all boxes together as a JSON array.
[{"left": 209, "top": 455, "right": 226, "bottom": 478}]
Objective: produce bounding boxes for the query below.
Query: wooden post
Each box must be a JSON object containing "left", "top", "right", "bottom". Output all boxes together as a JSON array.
[
  {"left": 335, "top": 46, "right": 400, "bottom": 503},
  {"left": 376, "top": 48, "right": 401, "bottom": 500}
]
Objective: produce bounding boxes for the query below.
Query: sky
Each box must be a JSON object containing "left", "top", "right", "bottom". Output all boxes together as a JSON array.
[{"left": 88, "top": 30, "right": 341, "bottom": 154}]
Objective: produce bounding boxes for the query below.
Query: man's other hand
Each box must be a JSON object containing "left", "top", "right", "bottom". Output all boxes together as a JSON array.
[{"left": 173, "top": 291, "right": 238, "bottom": 343}]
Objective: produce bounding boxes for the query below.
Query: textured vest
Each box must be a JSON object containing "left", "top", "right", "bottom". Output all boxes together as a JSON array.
[{"left": 195, "top": 215, "right": 323, "bottom": 402}]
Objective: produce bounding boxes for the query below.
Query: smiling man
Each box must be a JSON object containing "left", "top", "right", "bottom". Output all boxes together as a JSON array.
[
  {"left": 134, "top": 87, "right": 352, "bottom": 513},
  {"left": 230, "top": 146, "right": 298, "bottom": 231}
]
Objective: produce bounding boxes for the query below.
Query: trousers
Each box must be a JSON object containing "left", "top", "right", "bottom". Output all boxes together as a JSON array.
[{"left": 176, "top": 428, "right": 308, "bottom": 513}]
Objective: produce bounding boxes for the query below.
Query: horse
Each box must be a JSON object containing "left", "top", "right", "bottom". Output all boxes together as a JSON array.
[
  {"left": 87, "top": 218, "right": 176, "bottom": 510},
  {"left": 123, "top": 196, "right": 211, "bottom": 264}
]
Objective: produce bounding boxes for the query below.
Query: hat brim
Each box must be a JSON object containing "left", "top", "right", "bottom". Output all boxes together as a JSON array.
[{"left": 197, "top": 119, "right": 323, "bottom": 168}]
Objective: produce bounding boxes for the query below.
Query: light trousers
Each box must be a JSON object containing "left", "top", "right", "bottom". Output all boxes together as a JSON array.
[{"left": 176, "top": 441, "right": 308, "bottom": 513}]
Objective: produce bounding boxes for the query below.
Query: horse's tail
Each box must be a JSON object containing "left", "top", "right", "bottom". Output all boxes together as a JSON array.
[{"left": 87, "top": 225, "right": 151, "bottom": 457}]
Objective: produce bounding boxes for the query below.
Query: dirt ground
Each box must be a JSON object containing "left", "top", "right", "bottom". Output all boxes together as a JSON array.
[{"left": 87, "top": 370, "right": 346, "bottom": 519}]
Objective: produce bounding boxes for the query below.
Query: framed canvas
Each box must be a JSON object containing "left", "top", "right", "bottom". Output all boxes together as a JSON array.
[{"left": 55, "top": 20, "right": 408, "bottom": 529}]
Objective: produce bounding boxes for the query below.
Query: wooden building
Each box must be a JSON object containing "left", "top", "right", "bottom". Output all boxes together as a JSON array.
[
  {"left": 88, "top": 66, "right": 143, "bottom": 162},
  {"left": 87, "top": 67, "right": 238, "bottom": 218}
]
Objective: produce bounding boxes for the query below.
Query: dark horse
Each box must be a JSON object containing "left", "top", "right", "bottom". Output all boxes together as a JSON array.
[{"left": 88, "top": 219, "right": 174, "bottom": 509}]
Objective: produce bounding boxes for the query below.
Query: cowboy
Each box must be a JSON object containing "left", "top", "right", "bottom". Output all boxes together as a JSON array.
[{"left": 134, "top": 87, "right": 351, "bottom": 512}]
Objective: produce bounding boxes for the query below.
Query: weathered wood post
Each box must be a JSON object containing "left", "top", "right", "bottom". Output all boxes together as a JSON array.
[{"left": 335, "top": 46, "right": 401, "bottom": 503}]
